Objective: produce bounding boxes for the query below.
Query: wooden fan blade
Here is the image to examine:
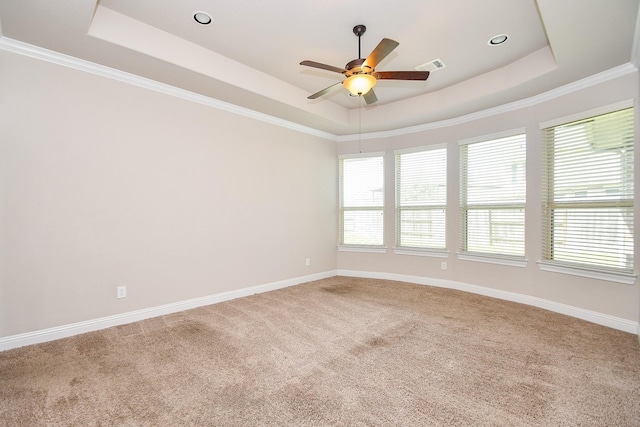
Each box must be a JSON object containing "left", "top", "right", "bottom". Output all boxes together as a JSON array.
[
  {"left": 364, "top": 89, "right": 378, "bottom": 105},
  {"left": 307, "top": 82, "right": 343, "bottom": 99},
  {"left": 362, "top": 38, "right": 399, "bottom": 69},
  {"left": 374, "top": 71, "right": 430, "bottom": 80},
  {"left": 300, "top": 60, "right": 346, "bottom": 74}
]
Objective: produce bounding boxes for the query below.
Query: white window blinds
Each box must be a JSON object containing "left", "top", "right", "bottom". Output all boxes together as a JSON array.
[
  {"left": 541, "top": 107, "right": 634, "bottom": 274},
  {"left": 395, "top": 146, "right": 447, "bottom": 250},
  {"left": 339, "top": 154, "right": 384, "bottom": 246},
  {"left": 460, "top": 132, "right": 526, "bottom": 258}
]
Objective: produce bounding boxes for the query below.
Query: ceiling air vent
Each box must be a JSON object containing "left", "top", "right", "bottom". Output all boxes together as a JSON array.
[{"left": 415, "top": 58, "right": 446, "bottom": 72}]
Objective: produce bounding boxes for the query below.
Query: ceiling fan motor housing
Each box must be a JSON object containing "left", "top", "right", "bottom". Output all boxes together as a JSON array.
[{"left": 345, "top": 58, "right": 373, "bottom": 76}]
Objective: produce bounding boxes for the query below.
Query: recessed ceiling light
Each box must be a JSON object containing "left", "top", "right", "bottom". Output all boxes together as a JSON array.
[
  {"left": 193, "top": 11, "right": 212, "bottom": 25},
  {"left": 488, "top": 34, "right": 509, "bottom": 46}
]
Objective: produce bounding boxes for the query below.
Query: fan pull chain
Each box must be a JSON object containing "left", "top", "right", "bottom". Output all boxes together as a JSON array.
[{"left": 358, "top": 95, "right": 363, "bottom": 153}]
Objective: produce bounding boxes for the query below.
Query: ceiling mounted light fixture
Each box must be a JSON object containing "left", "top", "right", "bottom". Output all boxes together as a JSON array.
[
  {"left": 300, "top": 24, "right": 429, "bottom": 104},
  {"left": 193, "top": 11, "right": 212, "bottom": 25},
  {"left": 488, "top": 34, "right": 509, "bottom": 46},
  {"left": 343, "top": 73, "right": 377, "bottom": 96}
]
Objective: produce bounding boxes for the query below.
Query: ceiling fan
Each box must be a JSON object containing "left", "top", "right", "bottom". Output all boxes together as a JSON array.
[{"left": 300, "top": 25, "right": 430, "bottom": 105}]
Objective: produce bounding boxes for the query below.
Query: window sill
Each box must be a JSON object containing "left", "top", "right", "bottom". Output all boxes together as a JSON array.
[
  {"left": 457, "top": 252, "right": 527, "bottom": 268},
  {"left": 538, "top": 262, "right": 636, "bottom": 285},
  {"left": 338, "top": 245, "right": 388, "bottom": 254},
  {"left": 394, "top": 248, "right": 449, "bottom": 258}
]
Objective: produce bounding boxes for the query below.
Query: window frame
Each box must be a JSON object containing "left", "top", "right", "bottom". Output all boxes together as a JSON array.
[
  {"left": 458, "top": 128, "right": 527, "bottom": 266},
  {"left": 538, "top": 100, "right": 636, "bottom": 284},
  {"left": 338, "top": 152, "right": 386, "bottom": 252},
  {"left": 394, "top": 144, "right": 448, "bottom": 257}
]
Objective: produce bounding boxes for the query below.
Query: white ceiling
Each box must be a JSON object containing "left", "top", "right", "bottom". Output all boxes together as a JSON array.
[{"left": 0, "top": 0, "right": 638, "bottom": 135}]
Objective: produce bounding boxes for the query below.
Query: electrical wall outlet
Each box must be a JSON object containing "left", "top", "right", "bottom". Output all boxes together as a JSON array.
[
  {"left": 305, "top": 258, "right": 311, "bottom": 266},
  {"left": 441, "top": 261, "right": 447, "bottom": 270},
  {"left": 117, "top": 286, "right": 127, "bottom": 299}
]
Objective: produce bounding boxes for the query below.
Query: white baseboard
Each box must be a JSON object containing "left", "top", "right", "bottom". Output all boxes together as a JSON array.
[
  {"left": 337, "top": 269, "right": 639, "bottom": 334},
  {"left": 2, "top": 269, "right": 637, "bottom": 352},
  {"left": 0, "top": 270, "right": 336, "bottom": 352}
]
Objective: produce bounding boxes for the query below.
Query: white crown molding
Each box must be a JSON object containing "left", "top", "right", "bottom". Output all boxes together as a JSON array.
[
  {"left": 0, "top": 37, "right": 337, "bottom": 142},
  {"left": 337, "top": 62, "right": 639, "bottom": 142},
  {"left": 2, "top": 36, "right": 637, "bottom": 144}
]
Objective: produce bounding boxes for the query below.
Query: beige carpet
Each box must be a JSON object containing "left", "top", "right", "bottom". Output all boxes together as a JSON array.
[{"left": 1, "top": 276, "right": 639, "bottom": 426}]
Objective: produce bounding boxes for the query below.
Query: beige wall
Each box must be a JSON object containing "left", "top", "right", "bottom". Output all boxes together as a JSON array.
[
  {"left": 1, "top": 46, "right": 638, "bottom": 340},
  {"left": 0, "top": 51, "right": 337, "bottom": 337},
  {"left": 338, "top": 72, "right": 640, "bottom": 323}
]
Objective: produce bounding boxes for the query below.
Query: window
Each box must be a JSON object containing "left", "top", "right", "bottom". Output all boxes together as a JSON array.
[
  {"left": 460, "top": 131, "right": 526, "bottom": 259},
  {"left": 395, "top": 146, "right": 447, "bottom": 251},
  {"left": 339, "top": 153, "right": 384, "bottom": 247},
  {"left": 541, "top": 106, "right": 634, "bottom": 277}
]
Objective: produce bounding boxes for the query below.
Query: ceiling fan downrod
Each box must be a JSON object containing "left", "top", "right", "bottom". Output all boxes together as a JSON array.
[{"left": 353, "top": 25, "right": 366, "bottom": 59}]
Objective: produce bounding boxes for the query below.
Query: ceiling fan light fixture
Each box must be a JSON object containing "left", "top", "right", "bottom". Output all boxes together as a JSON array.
[{"left": 343, "top": 74, "right": 376, "bottom": 96}]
